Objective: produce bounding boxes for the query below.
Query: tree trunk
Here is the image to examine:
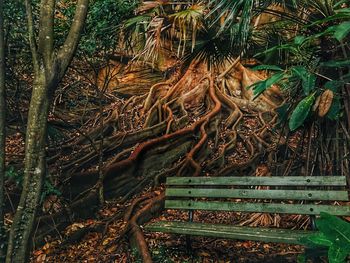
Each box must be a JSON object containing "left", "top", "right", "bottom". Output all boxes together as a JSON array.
[
  {"left": 4, "top": 0, "right": 88, "bottom": 260},
  {"left": 0, "top": 0, "right": 7, "bottom": 260},
  {"left": 0, "top": 0, "right": 6, "bottom": 262},
  {"left": 5, "top": 72, "right": 53, "bottom": 263}
]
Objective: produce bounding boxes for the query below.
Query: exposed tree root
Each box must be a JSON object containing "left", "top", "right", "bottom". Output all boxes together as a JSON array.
[{"left": 28, "top": 59, "right": 292, "bottom": 261}]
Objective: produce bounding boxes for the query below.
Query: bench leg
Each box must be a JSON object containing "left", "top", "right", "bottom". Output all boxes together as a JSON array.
[{"left": 186, "top": 236, "right": 192, "bottom": 253}]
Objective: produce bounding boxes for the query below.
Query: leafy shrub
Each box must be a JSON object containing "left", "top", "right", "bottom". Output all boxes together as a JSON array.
[
  {"left": 299, "top": 212, "right": 350, "bottom": 263},
  {"left": 5, "top": 166, "right": 61, "bottom": 203},
  {"left": 56, "top": 0, "right": 138, "bottom": 55},
  {"left": 4, "top": 0, "right": 138, "bottom": 62},
  {"left": 250, "top": 3, "right": 350, "bottom": 131},
  {"left": 5, "top": 166, "right": 23, "bottom": 186}
]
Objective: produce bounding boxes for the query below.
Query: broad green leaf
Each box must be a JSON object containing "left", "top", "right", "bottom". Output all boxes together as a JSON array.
[
  {"left": 291, "top": 66, "right": 316, "bottom": 95},
  {"left": 250, "top": 72, "right": 284, "bottom": 99},
  {"left": 316, "top": 213, "right": 350, "bottom": 251},
  {"left": 289, "top": 94, "right": 315, "bottom": 131},
  {"left": 302, "top": 74, "right": 316, "bottom": 96},
  {"left": 291, "top": 66, "right": 307, "bottom": 77},
  {"left": 307, "top": 233, "right": 333, "bottom": 247},
  {"left": 299, "top": 234, "right": 330, "bottom": 249},
  {"left": 332, "top": 21, "right": 350, "bottom": 41},
  {"left": 322, "top": 60, "right": 350, "bottom": 68},
  {"left": 328, "top": 245, "right": 349, "bottom": 263},
  {"left": 251, "top": 65, "right": 283, "bottom": 71},
  {"left": 324, "top": 80, "right": 345, "bottom": 90}
]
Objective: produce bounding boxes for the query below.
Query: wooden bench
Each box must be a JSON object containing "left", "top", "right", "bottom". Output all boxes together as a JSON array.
[{"left": 145, "top": 176, "right": 350, "bottom": 245}]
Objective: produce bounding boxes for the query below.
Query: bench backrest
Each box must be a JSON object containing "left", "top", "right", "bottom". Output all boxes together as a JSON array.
[{"left": 165, "top": 176, "right": 350, "bottom": 216}]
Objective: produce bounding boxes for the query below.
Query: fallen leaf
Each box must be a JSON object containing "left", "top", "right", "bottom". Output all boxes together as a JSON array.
[{"left": 318, "top": 89, "right": 334, "bottom": 117}]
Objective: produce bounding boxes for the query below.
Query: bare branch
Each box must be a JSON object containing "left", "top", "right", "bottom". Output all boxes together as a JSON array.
[
  {"left": 24, "top": 0, "right": 39, "bottom": 71},
  {"left": 57, "top": 0, "right": 88, "bottom": 77},
  {"left": 38, "top": 0, "right": 55, "bottom": 67}
]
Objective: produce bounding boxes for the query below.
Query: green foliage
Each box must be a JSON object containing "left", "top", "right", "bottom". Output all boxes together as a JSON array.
[
  {"left": 207, "top": 0, "right": 255, "bottom": 49},
  {"left": 123, "top": 1, "right": 245, "bottom": 67},
  {"left": 249, "top": 72, "right": 284, "bottom": 98},
  {"left": 290, "top": 66, "right": 316, "bottom": 96},
  {"left": 56, "top": 0, "right": 138, "bottom": 55},
  {"left": 251, "top": 65, "right": 283, "bottom": 71},
  {"left": 250, "top": 0, "right": 349, "bottom": 131},
  {"left": 81, "top": 0, "right": 137, "bottom": 55},
  {"left": 131, "top": 246, "right": 175, "bottom": 263},
  {"left": 289, "top": 93, "right": 315, "bottom": 131},
  {"left": 331, "top": 21, "right": 350, "bottom": 41},
  {"left": 5, "top": 166, "right": 23, "bottom": 186},
  {"left": 3, "top": 0, "right": 31, "bottom": 67},
  {"left": 151, "top": 246, "right": 174, "bottom": 263},
  {"left": 4, "top": 0, "right": 137, "bottom": 63},
  {"left": 40, "top": 180, "right": 61, "bottom": 203},
  {"left": 299, "top": 212, "right": 350, "bottom": 263},
  {"left": 5, "top": 166, "right": 60, "bottom": 203},
  {"left": 131, "top": 248, "right": 142, "bottom": 263}
]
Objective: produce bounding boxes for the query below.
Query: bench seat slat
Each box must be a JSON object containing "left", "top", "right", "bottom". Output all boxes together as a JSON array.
[
  {"left": 166, "top": 188, "right": 349, "bottom": 201},
  {"left": 166, "top": 176, "right": 347, "bottom": 186},
  {"left": 145, "top": 221, "right": 315, "bottom": 244},
  {"left": 165, "top": 200, "right": 350, "bottom": 215}
]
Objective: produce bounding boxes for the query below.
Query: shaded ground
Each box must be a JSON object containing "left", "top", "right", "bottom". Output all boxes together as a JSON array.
[
  {"left": 30, "top": 189, "right": 306, "bottom": 263},
  {"left": 5, "top": 57, "right": 347, "bottom": 263}
]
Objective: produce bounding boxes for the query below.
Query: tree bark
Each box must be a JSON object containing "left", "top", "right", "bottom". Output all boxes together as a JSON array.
[
  {"left": 0, "top": 0, "right": 6, "bottom": 260},
  {"left": 5, "top": 0, "right": 88, "bottom": 261},
  {"left": 5, "top": 72, "right": 52, "bottom": 263}
]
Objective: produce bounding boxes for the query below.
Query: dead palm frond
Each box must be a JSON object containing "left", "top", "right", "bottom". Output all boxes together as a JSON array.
[{"left": 170, "top": 4, "right": 205, "bottom": 55}]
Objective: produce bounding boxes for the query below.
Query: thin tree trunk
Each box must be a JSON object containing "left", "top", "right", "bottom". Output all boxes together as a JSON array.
[
  {"left": 5, "top": 72, "right": 53, "bottom": 263},
  {"left": 5, "top": 0, "right": 88, "bottom": 260},
  {"left": 0, "top": 0, "right": 7, "bottom": 260}
]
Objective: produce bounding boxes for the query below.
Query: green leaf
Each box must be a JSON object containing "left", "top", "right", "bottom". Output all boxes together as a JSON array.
[
  {"left": 294, "top": 35, "right": 306, "bottom": 45},
  {"left": 322, "top": 60, "right": 350, "bottom": 68},
  {"left": 300, "top": 236, "right": 329, "bottom": 249},
  {"left": 316, "top": 212, "right": 350, "bottom": 252},
  {"left": 328, "top": 245, "right": 349, "bottom": 263},
  {"left": 332, "top": 21, "right": 350, "bottom": 41},
  {"left": 289, "top": 94, "right": 315, "bottom": 131},
  {"left": 291, "top": 66, "right": 316, "bottom": 95},
  {"left": 251, "top": 65, "right": 284, "bottom": 71},
  {"left": 297, "top": 254, "right": 306, "bottom": 263},
  {"left": 307, "top": 233, "right": 333, "bottom": 247},
  {"left": 250, "top": 72, "right": 284, "bottom": 99},
  {"left": 324, "top": 80, "right": 345, "bottom": 90}
]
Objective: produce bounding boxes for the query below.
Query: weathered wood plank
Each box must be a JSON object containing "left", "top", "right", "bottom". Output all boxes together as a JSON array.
[
  {"left": 166, "top": 176, "right": 347, "bottom": 186},
  {"left": 165, "top": 200, "right": 350, "bottom": 215},
  {"left": 165, "top": 188, "right": 349, "bottom": 201},
  {"left": 145, "top": 221, "right": 315, "bottom": 244}
]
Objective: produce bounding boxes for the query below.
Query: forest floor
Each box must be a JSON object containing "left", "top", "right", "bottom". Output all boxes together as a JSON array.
[
  {"left": 5, "top": 60, "right": 334, "bottom": 263},
  {"left": 5, "top": 132, "right": 307, "bottom": 263},
  {"left": 29, "top": 190, "right": 305, "bottom": 263}
]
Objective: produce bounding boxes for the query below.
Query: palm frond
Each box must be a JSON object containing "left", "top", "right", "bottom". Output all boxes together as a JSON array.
[
  {"left": 136, "top": 17, "right": 168, "bottom": 66},
  {"left": 170, "top": 4, "right": 205, "bottom": 54},
  {"left": 182, "top": 24, "right": 237, "bottom": 68}
]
